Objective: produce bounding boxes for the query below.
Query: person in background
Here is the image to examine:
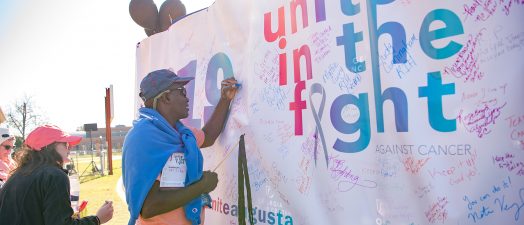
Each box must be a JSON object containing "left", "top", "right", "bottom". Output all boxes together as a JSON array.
[
  {"left": 0, "top": 125, "right": 114, "bottom": 225},
  {"left": 0, "top": 127, "right": 16, "bottom": 187},
  {"left": 0, "top": 106, "right": 6, "bottom": 124},
  {"left": 123, "top": 69, "right": 238, "bottom": 225}
]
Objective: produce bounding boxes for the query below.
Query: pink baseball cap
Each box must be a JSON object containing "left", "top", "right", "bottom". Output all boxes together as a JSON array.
[{"left": 24, "top": 125, "right": 82, "bottom": 151}]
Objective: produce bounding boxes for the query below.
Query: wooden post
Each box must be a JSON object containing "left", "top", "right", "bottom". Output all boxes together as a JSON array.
[{"left": 105, "top": 87, "right": 113, "bottom": 175}]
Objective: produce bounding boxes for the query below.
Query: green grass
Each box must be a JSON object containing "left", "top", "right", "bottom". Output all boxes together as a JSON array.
[
  {"left": 71, "top": 152, "right": 121, "bottom": 183},
  {"left": 78, "top": 154, "right": 130, "bottom": 224}
]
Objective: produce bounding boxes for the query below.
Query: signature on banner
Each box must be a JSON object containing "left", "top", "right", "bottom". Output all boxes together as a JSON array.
[
  {"left": 493, "top": 153, "right": 524, "bottom": 176},
  {"left": 310, "top": 26, "right": 332, "bottom": 63},
  {"left": 254, "top": 49, "right": 279, "bottom": 84},
  {"left": 328, "top": 154, "right": 377, "bottom": 192},
  {"left": 479, "top": 26, "right": 524, "bottom": 63},
  {"left": 425, "top": 197, "right": 449, "bottom": 224},
  {"left": 462, "top": 0, "right": 523, "bottom": 22},
  {"left": 414, "top": 183, "right": 434, "bottom": 199},
  {"left": 401, "top": 156, "right": 431, "bottom": 174},
  {"left": 506, "top": 114, "right": 524, "bottom": 149},
  {"left": 361, "top": 156, "right": 400, "bottom": 178},
  {"left": 427, "top": 150, "right": 478, "bottom": 186},
  {"left": 379, "top": 34, "right": 418, "bottom": 79},
  {"left": 461, "top": 84, "right": 507, "bottom": 104},
  {"left": 458, "top": 99, "right": 507, "bottom": 138},
  {"left": 444, "top": 29, "right": 485, "bottom": 82},
  {"left": 323, "top": 63, "right": 362, "bottom": 94},
  {"left": 463, "top": 176, "right": 524, "bottom": 222},
  {"left": 259, "top": 85, "right": 289, "bottom": 110}
]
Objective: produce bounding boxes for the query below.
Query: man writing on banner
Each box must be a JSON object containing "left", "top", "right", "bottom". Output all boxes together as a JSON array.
[{"left": 123, "top": 69, "right": 238, "bottom": 225}]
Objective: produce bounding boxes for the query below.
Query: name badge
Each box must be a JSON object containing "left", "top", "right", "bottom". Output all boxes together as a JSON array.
[{"left": 160, "top": 152, "right": 187, "bottom": 188}]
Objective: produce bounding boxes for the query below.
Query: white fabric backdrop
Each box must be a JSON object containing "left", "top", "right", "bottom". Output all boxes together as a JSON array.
[{"left": 135, "top": 0, "right": 524, "bottom": 224}]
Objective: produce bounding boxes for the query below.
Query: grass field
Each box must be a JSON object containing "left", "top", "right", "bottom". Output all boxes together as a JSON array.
[{"left": 75, "top": 152, "right": 130, "bottom": 224}]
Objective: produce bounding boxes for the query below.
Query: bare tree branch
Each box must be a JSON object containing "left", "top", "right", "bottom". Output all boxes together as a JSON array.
[{"left": 6, "top": 95, "right": 46, "bottom": 142}]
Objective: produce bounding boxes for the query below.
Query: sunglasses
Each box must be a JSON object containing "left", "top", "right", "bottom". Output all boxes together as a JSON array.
[
  {"left": 1, "top": 145, "right": 14, "bottom": 150},
  {"left": 152, "top": 87, "right": 187, "bottom": 110},
  {"left": 169, "top": 87, "right": 187, "bottom": 96},
  {"left": 1, "top": 134, "right": 10, "bottom": 138}
]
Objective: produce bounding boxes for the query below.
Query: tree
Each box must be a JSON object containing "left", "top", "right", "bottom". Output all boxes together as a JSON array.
[{"left": 6, "top": 95, "right": 46, "bottom": 142}]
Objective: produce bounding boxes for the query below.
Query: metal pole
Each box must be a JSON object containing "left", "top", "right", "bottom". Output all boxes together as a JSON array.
[{"left": 88, "top": 130, "right": 93, "bottom": 154}]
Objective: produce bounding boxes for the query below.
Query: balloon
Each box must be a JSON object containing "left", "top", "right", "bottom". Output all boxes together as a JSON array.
[
  {"left": 144, "top": 28, "right": 157, "bottom": 37},
  {"left": 158, "top": 0, "right": 186, "bottom": 32},
  {"left": 129, "top": 0, "right": 159, "bottom": 31}
]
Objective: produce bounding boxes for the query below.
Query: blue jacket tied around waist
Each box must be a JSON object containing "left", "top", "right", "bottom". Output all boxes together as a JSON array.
[{"left": 123, "top": 108, "right": 204, "bottom": 225}]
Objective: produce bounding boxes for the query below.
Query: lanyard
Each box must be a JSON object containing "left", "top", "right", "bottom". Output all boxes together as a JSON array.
[{"left": 238, "top": 134, "right": 254, "bottom": 225}]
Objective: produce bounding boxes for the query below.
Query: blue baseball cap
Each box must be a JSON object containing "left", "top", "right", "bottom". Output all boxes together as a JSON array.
[{"left": 139, "top": 69, "right": 194, "bottom": 101}]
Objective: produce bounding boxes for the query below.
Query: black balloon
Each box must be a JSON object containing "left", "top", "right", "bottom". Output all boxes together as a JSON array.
[
  {"left": 144, "top": 28, "right": 157, "bottom": 37},
  {"left": 129, "top": 0, "right": 159, "bottom": 31},
  {"left": 158, "top": 0, "right": 186, "bottom": 32}
]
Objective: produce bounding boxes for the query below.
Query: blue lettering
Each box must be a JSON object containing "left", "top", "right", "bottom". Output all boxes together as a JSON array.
[
  {"left": 204, "top": 52, "right": 234, "bottom": 123},
  {"left": 340, "top": 0, "right": 360, "bottom": 16},
  {"left": 419, "top": 9, "right": 464, "bottom": 59},
  {"left": 418, "top": 72, "right": 456, "bottom": 132},
  {"left": 336, "top": 23, "right": 366, "bottom": 73},
  {"left": 330, "top": 93, "right": 371, "bottom": 152}
]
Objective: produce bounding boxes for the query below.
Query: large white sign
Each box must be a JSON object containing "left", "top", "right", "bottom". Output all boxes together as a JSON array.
[{"left": 135, "top": 0, "right": 524, "bottom": 224}]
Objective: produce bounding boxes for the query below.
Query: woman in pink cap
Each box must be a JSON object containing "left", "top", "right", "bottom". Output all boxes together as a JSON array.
[{"left": 0, "top": 125, "right": 114, "bottom": 225}]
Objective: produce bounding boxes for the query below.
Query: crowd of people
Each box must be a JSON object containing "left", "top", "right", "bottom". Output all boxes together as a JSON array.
[{"left": 0, "top": 69, "right": 238, "bottom": 225}]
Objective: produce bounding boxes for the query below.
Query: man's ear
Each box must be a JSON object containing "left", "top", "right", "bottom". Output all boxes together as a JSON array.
[{"left": 161, "top": 91, "right": 172, "bottom": 104}]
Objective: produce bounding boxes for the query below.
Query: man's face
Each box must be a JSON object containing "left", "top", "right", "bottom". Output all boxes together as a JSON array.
[{"left": 166, "top": 83, "right": 190, "bottom": 120}]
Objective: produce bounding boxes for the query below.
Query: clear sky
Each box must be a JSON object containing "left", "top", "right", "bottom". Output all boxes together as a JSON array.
[{"left": 0, "top": 0, "right": 214, "bottom": 134}]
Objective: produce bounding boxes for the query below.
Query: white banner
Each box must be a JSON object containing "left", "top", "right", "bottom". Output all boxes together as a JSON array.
[{"left": 135, "top": 0, "right": 524, "bottom": 224}]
